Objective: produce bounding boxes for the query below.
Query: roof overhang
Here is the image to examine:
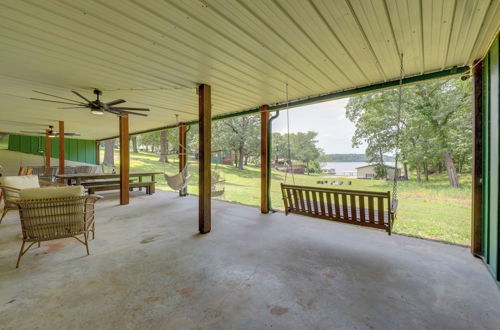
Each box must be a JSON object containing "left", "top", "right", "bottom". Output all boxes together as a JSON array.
[{"left": 0, "top": 0, "right": 499, "bottom": 140}]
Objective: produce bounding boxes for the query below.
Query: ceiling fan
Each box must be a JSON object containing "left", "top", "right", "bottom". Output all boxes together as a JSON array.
[
  {"left": 21, "top": 125, "right": 80, "bottom": 137},
  {"left": 31, "top": 89, "right": 150, "bottom": 117}
]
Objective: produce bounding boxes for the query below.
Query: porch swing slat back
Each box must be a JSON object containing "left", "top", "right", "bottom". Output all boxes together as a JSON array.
[{"left": 281, "top": 183, "right": 395, "bottom": 234}]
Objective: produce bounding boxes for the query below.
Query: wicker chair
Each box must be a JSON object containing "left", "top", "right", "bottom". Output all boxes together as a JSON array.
[
  {"left": 8, "top": 192, "right": 102, "bottom": 268},
  {"left": 0, "top": 177, "right": 66, "bottom": 224}
]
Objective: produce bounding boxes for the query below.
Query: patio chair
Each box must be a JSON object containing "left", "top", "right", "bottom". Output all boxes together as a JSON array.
[
  {"left": 0, "top": 175, "right": 40, "bottom": 224},
  {"left": 8, "top": 185, "right": 102, "bottom": 268},
  {"left": 0, "top": 175, "right": 66, "bottom": 224}
]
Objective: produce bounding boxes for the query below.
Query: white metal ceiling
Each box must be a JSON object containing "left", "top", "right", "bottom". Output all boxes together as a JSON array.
[{"left": 0, "top": 0, "right": 498, "bottom": 140}]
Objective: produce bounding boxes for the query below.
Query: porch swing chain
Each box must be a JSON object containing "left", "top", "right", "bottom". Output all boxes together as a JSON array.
[
  {"left": 392, "top": 53, "right": 404, "bottom": 206},
  {"left": 283, "top": 83, "right": 295, "bottom": 185}
]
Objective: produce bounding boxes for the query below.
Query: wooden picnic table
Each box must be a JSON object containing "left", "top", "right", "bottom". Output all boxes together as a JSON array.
[{"left": 55, "top": 171, "right": 162, "bottom": 186}]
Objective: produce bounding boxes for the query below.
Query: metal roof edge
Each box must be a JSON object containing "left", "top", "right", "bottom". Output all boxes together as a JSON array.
[{"left": 99, "top": 65, "right": 469, "bottom": 141}]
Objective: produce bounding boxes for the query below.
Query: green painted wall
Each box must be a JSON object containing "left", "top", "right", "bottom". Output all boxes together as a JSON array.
[
  {"left": 8, "top": 134, "right": 97, "bottom": 164},
  {"left": 481, "top": 35, "right": 500, "bottom": 282}
]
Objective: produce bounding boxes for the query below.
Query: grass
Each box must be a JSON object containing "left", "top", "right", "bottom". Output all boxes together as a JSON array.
[{"left": 104, "top": 150, "right": 471, "bottom": 246}]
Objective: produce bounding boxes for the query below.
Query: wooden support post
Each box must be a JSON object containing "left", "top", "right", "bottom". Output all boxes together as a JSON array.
[
  {"left": 45, "top": 131, "right": 51, "bottom": 175},
  {"left": 472, "top": 60, "right": 483, "bottom": 256},
  {"left": 95, "top": 141, "right": 100, "bottom": 165},
  {"left": 119, "top": 114, "right": 130, "bottom": 205},
  {"left": 198, "top": 84, "right": 211, "bottom": 233},
  {"left": 260, "top": 105, "right": 270, "bottom": 213},
  {"left": 58, "top": 121, "right": 65, "bottom": 183},
  {"left": 179, "top": 123, "right": 187, "bottom": 197}
]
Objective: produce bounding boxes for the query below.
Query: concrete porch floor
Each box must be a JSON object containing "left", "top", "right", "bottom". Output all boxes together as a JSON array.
[{"left": 0, "top": 190, "right": 499, "bottom": 329}]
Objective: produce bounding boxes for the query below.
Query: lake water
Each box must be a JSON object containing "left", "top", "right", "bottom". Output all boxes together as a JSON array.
[{"left": 321, "top": 162, "right": 397, "bottom": 175}]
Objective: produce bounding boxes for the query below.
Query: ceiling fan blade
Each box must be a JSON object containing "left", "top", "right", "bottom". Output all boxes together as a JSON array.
[
  {"left": 21, "top": 131, "right": 45, "bottom": 135},
  {"left": 106, "top": 99, "right": 126, "bottom": 106},
  {"left": 57, "top": 106, "right": 88, "bottom": 109},
  {"left": 71, "top": 91, "right": 92, "bottom": 103},
  {"left": 33, "top": 90, "right": 84, "bottom": 103},
  {"left": 63, "top": 133, "right": 80, "bottom": 136},
  {"left": 110, "top": 107, "right": 150, "bottom": 111},
  {"left": 106, "top": 109, "right": 148, "bottom": 117},
  {"left": 31, "top": 98, "right": 86, "bottom": 106}
]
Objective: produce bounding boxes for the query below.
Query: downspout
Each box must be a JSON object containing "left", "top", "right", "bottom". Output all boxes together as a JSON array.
[{"left": 267, "top": 110, "right": 280, "bottom": 212}]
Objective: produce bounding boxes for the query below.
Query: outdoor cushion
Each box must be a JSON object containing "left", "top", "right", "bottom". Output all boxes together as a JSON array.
[
  {"left": 19, "top": 185, "right": 84, "bottom": 200},
  {"left": 0, "top": 175, "right": 40, "bottom": 201},
  {"left": 0, "top": 175, "right": 40, "bottom": 190}
]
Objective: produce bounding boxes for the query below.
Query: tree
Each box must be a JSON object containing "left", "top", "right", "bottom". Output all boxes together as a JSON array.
[
  {"left": 408, "top": 79, "right": 471, "bottom": 186},
  {"left": 103, "top": 139, "right": 115, "bottom": 166},
  {"left": 158, "top": 129, "right": 178, "bottom": 162},
  {"left": 141, "top": 132, "right": 160, "bottom": 153},
  {"left": 271, "top": 131, "right": 324, "bottom": 174},
  {"left": 212, "top": 116, "right": 260, "bottom": 170},
  {"left": 272, "top": 133, "right": 288, "bottom": 165},
  {"left": 290, "top": 131, "right": 323, "bottom": 174},
  {"left": 131, "top": 136, "right": 138, "bottom": 153},
  {"left": 346, "top": 91, "right": 399, "bottom": 169},
  {"left": 346, "top": 77, "right": 472, "bottom": 187}
]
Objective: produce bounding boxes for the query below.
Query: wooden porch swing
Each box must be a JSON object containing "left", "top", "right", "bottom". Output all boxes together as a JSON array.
[{"left": 279, "top": 55, "right": 405, "bottom": 235}]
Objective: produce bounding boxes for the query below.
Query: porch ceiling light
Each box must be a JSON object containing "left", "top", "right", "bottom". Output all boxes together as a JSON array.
[{"left": 91, "top": 109, "right": 104, "bottom": 115}]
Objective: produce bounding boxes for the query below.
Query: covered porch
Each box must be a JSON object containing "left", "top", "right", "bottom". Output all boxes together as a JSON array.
[
  {"left": 0, "top": 190, "right": 499, "bottom": 329},
  {"left": 1, "top": 1, "right": 500, "bottom": 328}
]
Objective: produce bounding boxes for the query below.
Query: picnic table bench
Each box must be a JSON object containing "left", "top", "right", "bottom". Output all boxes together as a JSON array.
[{"left": 55, "top": 171, "right": 160, "bottom": 195}]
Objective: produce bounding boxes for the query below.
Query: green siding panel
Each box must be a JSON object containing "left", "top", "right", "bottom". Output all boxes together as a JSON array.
[
  {"left": 30, "top": 136, "right": 40, "bottom": 155},
  {"left": 482, "top": 35, "right": 500, "bottom": 283},
  {"left": 51, "top": 138, "right": 59, "bottom": 159},
  {"left": 7, "top": 134, "right": 97, "bottom": 164},
  {"left": 483, "top": 54, "right": 491, "bottom": 262},
  {"left": 77, "top": 140, "right": 86, "bottom": 162},
  {"left": 86, "top": 140, "right": 95, "bottom": 164},
  {"left": 20, "top": 135, "right": 31, "bottom": 153},
  {"left": 8, "top": 135, "right": 20, "bottom": 151},
  {"left": 489, "top": 37, "right": 499, "bottom": 276}
]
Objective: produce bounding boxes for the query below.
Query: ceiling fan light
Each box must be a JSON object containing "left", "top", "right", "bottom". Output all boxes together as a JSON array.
[{"left": 91, "top": 109, "right": 104, "bottom": 115}]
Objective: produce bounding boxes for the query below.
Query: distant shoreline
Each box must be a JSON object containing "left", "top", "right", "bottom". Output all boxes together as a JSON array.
[{"left": 325, "top": 153, "right": 394, "bottom": 162}]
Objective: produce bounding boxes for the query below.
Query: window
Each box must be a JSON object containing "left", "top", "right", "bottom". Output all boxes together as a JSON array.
[{"left": 0, "top": 133, "right": 8, "bottom": 150}]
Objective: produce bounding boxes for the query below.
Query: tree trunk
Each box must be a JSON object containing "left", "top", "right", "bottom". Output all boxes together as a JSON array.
[
  {"left": 244, "top": 154, "right": 248, "bottom": 166},
  {"left": 131, "top": 136, "right": 138, "bottom": 153},
  {"left": 238, "top": 141, "right": 244, "bottom": 170},
  {"left": 424, "top": 160, "right": 429, "bottom": 181},
  {"left": 444, "top": 151, "right": 459, "bottom": 187},
  {"left": 233, "top": 150, "right": 238, "bottom": 168},
  {"left": 159, "top": 130, "right": 168, "bottom": 162},
  {"left": 403, "top": 163, "right": 409, "bottom": 180},
  {"left": 416, "top": 162, "right": 422, "bottom": 183},
  {"left": 103, "top": 139, "right": 115, "bottom": 166}
]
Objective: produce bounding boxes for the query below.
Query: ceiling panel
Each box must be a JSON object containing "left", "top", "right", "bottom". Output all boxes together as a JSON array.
[{"left": 0, "top": 0, "right": 498, "bottom": 140}]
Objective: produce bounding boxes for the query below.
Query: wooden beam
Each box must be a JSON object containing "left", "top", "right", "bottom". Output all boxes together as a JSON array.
[
  {"left": 179, "top": 123, "right": 188, "bottom": 197},
  {"left": 260, "top": 105, "right": 270, "bottom": 213},
  {"left": 119, "top": 114, "right": 130, "bottom": 205},
  {"left": 198, "top": 84, "right": 211, "bottom": 233},
  {"left": 45, "top": 130, "right": 51, "bottom": 175},
  {"left": 472, "top": 60, "right": 483, "bottom": 256},
  {"left": 95, "top": 141, "right": 100, "bottom": 165},
  {"left": 58, "top": 121, "right": 64, "bottom": 183}
]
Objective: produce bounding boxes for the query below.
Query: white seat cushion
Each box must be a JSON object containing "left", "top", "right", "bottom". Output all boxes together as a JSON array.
[
  {"left": 19, "top": 186, "right": 85, "bottom": 200},
  {"left": 0, "top": 175, "right": 40, "bottom": 189},
  {"left": 0, "top": 175, "right": 40, "bottom": 201}
]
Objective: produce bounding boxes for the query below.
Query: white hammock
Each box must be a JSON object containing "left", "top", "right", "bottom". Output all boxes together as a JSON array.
[{"left": 164, "top": 165, "right": 190, "bottom": 191}]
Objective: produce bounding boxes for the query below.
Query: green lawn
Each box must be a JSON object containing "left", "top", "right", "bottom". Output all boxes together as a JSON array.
[{"left": 105, "top": 150, "right": 471, "bottom": 246}]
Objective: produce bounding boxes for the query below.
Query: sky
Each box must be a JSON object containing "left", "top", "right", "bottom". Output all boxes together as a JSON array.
[{"left": 272, "top": 98, "right": 367, "bottom": 154}]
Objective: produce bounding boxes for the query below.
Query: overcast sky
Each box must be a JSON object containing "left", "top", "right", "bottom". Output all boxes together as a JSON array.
[{"left": 272, "top": 98, "right": 366, "bottom": 154}]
